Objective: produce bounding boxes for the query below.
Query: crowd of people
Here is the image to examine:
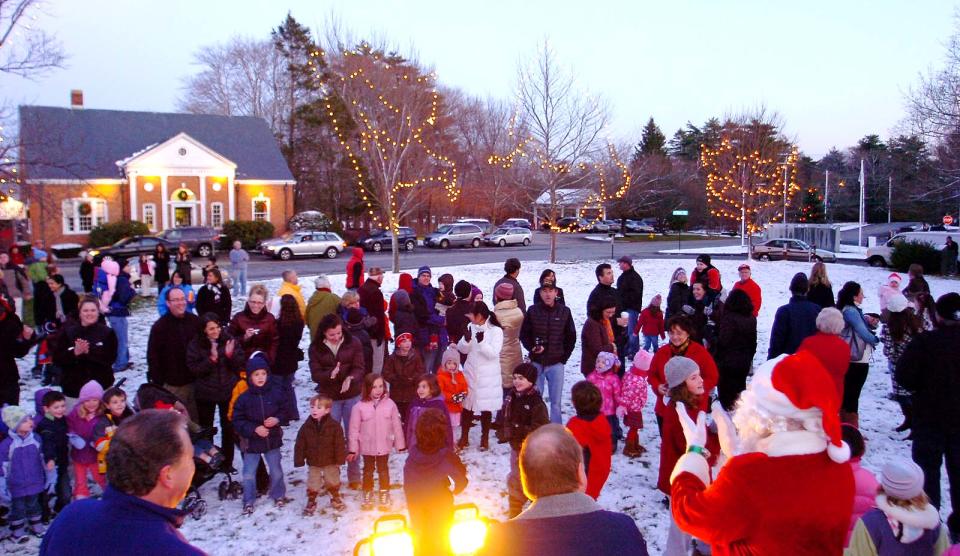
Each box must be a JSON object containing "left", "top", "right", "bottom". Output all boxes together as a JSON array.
[{"left": 0, "top": 241, "right": 959, "bottom": 554}]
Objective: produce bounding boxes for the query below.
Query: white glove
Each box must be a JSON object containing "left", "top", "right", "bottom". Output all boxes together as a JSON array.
[
  {"left": 615, "top": 406, "right": 627, "bottom": 419},
  {"left": 703, "top": 306, "right": 713, "bottom": 317},
  {"left": 45, "top": 466, "right": 57, "bottom": 494},
  {"left": 67, "top": 433, "right": 86, "bottom": 450},
  {"left": 676, "top": 405, "right": 707, "bottom": 452},
  {"left": 681, "top": 304, "right": 695, "bottom": 316},
  {"left": 711, "top": 401, "right": 739, "bottom": 457}
]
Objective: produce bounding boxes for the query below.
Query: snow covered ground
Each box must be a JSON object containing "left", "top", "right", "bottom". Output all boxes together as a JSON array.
[{"left": 12, "top": 257, "right": 960, "bottom": 554}]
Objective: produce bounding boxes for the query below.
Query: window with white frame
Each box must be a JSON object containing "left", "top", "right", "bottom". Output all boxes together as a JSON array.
[
  {"left": 142, "top": 203, "right": 156, "bottom": 231},
  {"left": 210, "top": 202, "right": 224, "bottom": 228},
  {"left": 62, "top": 198, "right": 108, "bottom": 234},
  {"left": 251, "top": 197, "right": 270, "bottom": 222}
]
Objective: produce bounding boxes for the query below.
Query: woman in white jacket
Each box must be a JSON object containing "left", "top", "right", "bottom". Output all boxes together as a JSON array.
[{"left": 456, "top": 301, "right": 504, "bottom": 450}]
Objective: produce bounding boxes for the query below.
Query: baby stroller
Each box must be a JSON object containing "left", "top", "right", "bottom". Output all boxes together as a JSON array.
[{"left": 134, "top": 383, "right": 243, "bottom": 519}]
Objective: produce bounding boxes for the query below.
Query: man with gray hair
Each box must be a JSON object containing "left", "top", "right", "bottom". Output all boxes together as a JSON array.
[
  {"left": 306, "top": 274, "right": 340, "bottom": 340},
  {"left": 229, "top": 240, "right": 249, "bottom": 298},
  {"left": 483, "top": 424, "right": 648, "bottom": 555}
]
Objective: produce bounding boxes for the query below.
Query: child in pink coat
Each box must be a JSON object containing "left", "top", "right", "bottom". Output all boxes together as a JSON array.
[
  {"left": 843, "top": 424, "right": 879, "bottom": 547},
  {"left": 348, "top": 373, "right": 405, "bottom": 511},
  {"left": 586, "top": 351, "right": 623, "bottom": 453},
  {"left": 620, "top": 350, "right": 652, "bottom": 457},
  {"left": 66, "top": 380, "right": 107, "bottom": 499}
]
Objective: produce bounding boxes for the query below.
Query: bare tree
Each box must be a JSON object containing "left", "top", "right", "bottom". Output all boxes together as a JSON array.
[
  {"left": 495, "top": 40, "right": 609, "bottom": 262},
  {"left": 326, "top": 44, "right": 460, "bottom": 272},
  {"left": 178, "top": 37, "right": 291, "bottom": 137},
  {"left": 0, "top": 0, "right": 65, "bottom": 78},
  {"left": 904, "top": 15, "right": 960, "bottom": 143}
]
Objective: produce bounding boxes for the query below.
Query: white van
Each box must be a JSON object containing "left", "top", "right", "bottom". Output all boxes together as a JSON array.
[{"left": 866, "top": 231, "right": 958, "bottom": 267}]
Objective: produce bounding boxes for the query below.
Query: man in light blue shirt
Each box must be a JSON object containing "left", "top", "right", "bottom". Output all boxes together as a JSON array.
[{"left": 229, "top": 240, "right": 249, "bottom": 297}]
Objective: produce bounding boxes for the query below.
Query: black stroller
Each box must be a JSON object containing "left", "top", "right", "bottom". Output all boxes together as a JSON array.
[{"left": 134, "top": 383, "right": 243, "bottom": 519}]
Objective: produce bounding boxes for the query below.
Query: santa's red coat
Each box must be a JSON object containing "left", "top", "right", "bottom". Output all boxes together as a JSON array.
[{"left": 672, "top": 450, "right": 854, "bottom": 555}]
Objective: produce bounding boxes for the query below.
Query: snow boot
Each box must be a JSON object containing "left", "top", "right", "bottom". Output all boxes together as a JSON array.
[
  {"left": 623, "top": 437, "right": 642, "bottom": 458},
  {"left": 27, "top": 517, "right": 44, "bottom": 537},
  {"left": 361, "top": 490, "right": 375, "bottom": 511},
  {"left": 329, "top": 488, "right": 346, "bottom": 511},
  {"left": 507, "top": 498, "right": 525, "bottom": 519},
  {"left": 895, "top": 402, "right": 912, "bottom": 432},
  {"left": 378, "top": 490, "right": 392, "bottom": 512},
  {"left": 241, "top": 504, "right": 254, "bottom": 516},
  {"left": 479, "top": 412, "right": 491, "bottom": 451},
  {"left": 8, "top": 520, "right": 28, "bottom": 544},
  {"left": 303, "top": 490, "right": 318, "bottom": 516},
  {"left": 458, "top": 410, "right": 473, "bottom": 450}
]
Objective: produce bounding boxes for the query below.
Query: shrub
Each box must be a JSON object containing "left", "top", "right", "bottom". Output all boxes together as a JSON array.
[
  {"left": 88, "top": 221, "right": 150, "bottom": 247},
  {"left": 219, "top": 220, "right": 276, "bottom": 250},
  {"left": 890, "top": 240, "right": 943, "bottom": 274}
]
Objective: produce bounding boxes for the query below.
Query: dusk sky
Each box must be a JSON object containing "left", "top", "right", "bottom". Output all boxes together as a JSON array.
[{"left": 3, "top": 0, "right": 957, "bottom": 158}]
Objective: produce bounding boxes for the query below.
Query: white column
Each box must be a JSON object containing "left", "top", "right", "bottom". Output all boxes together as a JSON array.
[
  {"left": 199, "top": 174, "right": 207, "bottom": 226},
  {"left": 160, "top": 174, "right": 169, "bottom": 230},
  {"left": 227, "top": 174, "right": 236, "bottom": 220},
  {"left": 129, "top": 171, "right": 138, "bottom": 221}
]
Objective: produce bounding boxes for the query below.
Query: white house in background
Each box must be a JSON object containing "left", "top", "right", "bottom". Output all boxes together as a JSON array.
[{"left": 532, "top": 188, "right": 606, "bottom": 227}]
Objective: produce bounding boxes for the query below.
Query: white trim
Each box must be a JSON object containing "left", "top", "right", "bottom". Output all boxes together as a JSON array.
[
  {"left": 199, "top": 174, "right": 207, "bottom": 226},
  {"left": 160, "top": 174, "right": 169, "bottom": 229},
  {"left": 170, "top": 202, "right": 198, "bottom": 227},
  {"left": 121, "top": 132, "right": 237, "bottom": 170},
  {"left": 754, "top": 430, "right": 828, "bottom": 458},
  {"left": 29, "top": 179, "right": 125, "bottom": 185},
  {"left": 670, "top": 452, "right": 711, "bottom": 486},
  {"left": 251, "top": 196, "right": 270, "bottom": 222},
  {"left": 129, "top": 171, "right": 138, "bottom": 221},
  {"left": 142, "top": 203, "right": 157, "bottom": 231},
  {"left": 227, "top": 175, "right": 236, "bottom": 220},
  {"left": 61, "top": 198, "right": 108, "bottom": 235},
  {"left": 210, "top": 202, "right": 224, "bottom": 229},
  {"left": 235, "top": 180, "right": 297, "bottom": 185}
]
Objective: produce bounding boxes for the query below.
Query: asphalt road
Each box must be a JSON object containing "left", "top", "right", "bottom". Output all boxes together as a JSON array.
[{"left": 53, "top": 233, "right": 742, "bottom": 287}]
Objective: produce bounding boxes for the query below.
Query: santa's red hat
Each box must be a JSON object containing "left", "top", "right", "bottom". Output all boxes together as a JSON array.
[{"left": 749, "top": 352, "right": 850, "bottom": 463}]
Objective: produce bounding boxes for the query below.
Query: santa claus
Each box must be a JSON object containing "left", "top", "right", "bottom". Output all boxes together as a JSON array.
[{"left": 669, "top": 350, "right": 855, "bottom": 554}]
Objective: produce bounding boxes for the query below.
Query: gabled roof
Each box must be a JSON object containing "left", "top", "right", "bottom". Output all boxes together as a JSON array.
[
  {"left": 18, "top": 106, "right": 294, "bottom": 181},
  {"left": 534, "top": 188, "right": 603, "bottom": 206}
]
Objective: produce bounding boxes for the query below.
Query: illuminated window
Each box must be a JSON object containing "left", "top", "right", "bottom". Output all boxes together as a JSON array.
[
  {"left": 211, "top": 202, "right": 224, "bottom": 228},
  {"left": 251, "top": 197, "right": 270, "bottom": 222},
  {"left": 62, "top": 198, "right": 108, "bottom": 234},
  {"left": 142, "top": 203, "right": 156, "bottom": 231}
]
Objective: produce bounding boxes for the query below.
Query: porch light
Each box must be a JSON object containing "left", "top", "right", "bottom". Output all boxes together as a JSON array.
[
  {"left": 144, "top": 182, "right": 154, "bottom": 192},
  {"left": 212, "top": 182, "right": 222, "bottom": 192}
]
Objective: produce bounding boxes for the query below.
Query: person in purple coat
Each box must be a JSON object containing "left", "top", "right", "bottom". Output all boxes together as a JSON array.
[
  {"left": 1, "top": 405, "right": 49, "bottom": 542},
  {"left": 405, "top": 375, "right": 453, "bottom": 450}
]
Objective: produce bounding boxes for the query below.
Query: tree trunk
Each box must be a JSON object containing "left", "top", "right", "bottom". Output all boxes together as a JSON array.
[
  {"left": 391, "top": 233, "right": 400, "bottom": 274},
  {"left": 549, "top": 228, "right": 557, "bottom": 263}
]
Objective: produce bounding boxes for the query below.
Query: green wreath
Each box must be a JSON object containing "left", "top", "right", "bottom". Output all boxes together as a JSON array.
[
  {"left": 78, "top": 202, "right": 92, "bottom": 216},
  {"left": 177, "top": 189, "right": 189, "bottom": 201}
]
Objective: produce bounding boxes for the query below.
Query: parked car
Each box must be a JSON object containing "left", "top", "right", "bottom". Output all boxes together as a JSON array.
[
  {"left": 500, "top": 218, "right": 532, "bottom": 229},
  {"left": 752, "top": 238, "right": 837, "bottom": 263},
  {"left": 552, "top": 217, "right": 589, "bottom": 231},
  {"left": 88, "top": 235, "right": 178, "bottom": 261},
  {"left": 602, "top": 220, "right": 621, "bottom": 233},
  {"left": 358, "top": 227, "right": 417, "bottom": 252},
  {"left": 586, "top": 220, "right": 611, "bottom": 233},
  {"left": 484, "top": 227, "right": 532, "bottom": 247},
  {"left": 259, "top": 231, "right": 346, "bottom": 260},
  {"left": 625, "top": 219, "right": 657, "bottom": 233},
  {"left": 866, "top": 231, "right": 957, "bottom": 267},
  {"left": 425, "top": 223, "right": 484, "bottom": 248},
  {"left": 155, "top": 226, "right": 220, "bottom": 257}
]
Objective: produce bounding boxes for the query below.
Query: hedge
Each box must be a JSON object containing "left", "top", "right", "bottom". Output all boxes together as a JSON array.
[
  {"left": 219, "top": 220, "right": 276, "bottom": 250},
  {"left": 88, "top": 221, "right": 150, "bottom": 247},
  {"left": 890, "top": 240, "right": 943, "bottom": 274}
]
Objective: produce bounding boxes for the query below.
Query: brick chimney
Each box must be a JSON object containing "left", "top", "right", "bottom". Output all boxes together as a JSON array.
[{"left": 70, "top": 89, "right": 83, "bottom": 109}]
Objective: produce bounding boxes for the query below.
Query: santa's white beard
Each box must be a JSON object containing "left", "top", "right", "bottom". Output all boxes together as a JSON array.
[{"left": 732, "top": 388, "right": 829, "bottom": 454}]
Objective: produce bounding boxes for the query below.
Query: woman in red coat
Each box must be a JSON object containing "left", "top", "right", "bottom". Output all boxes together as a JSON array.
[{"left": 648, "top": 315, "right": 719, "bottom": 431}]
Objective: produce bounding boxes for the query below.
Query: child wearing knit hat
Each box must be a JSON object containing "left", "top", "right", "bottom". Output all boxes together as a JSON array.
[
  {"left": 621, "top": 350, "right": 653, "bottom": 458},
  {"left": 846, "top": 457, "right": 950, "bottom": 554},
  {"left": 437, "top": 345, "right": 468, "bottom": 433},
  {"left": 586, "top": 351, "right": 625, "bottom": 453},
  {"left": 501, "top": 362, "right": 549, "bottom": 518},
  {"left": 66, "top": 380, "right": 107, "bottom": 500},
  {"left": 0, "top": 405, "right": 48, "bottom": 541}
]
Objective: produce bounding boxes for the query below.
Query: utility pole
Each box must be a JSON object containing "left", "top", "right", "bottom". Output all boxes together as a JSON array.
[
  {"left": 782, "top": 164, "right": 789, "bottom": 224},
  {"left": 888, "top": 176, "right": 892, "bottom": 224},
  {"left": 824, "top": 170, "right": 829, "bottom": 220}
]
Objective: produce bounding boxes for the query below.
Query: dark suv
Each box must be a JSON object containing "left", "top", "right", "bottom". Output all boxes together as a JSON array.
[
  {"left": 358, "top": 227, "right": 418, "bottom": 252},
  {"left": 155, "top": 227, "right": 220, "bottom": 257}
]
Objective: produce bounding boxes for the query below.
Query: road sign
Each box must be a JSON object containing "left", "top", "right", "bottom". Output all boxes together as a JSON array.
[
  {"left": 672, "top": 210, "right": 689, "bottom": 216},
  {"left": 945, "top": 214, "right": 955, "bottom": 226}
]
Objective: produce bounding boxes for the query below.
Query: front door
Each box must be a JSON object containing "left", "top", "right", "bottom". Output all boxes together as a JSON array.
[{"left": 173, "top": 206, "right": 194, "bottom": 227}]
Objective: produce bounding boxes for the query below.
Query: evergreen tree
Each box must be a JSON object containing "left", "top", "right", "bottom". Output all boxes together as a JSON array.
[
  {"left": 798, "top": 188, "right": 825, "bottom": 223},
  {"left": 639, "top": 117, "right": 667, "bottom": 156}
]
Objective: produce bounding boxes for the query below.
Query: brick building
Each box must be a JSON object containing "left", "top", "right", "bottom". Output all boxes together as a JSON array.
[{"left": 19, "top": 100, "right": 295, "bottom": 246}]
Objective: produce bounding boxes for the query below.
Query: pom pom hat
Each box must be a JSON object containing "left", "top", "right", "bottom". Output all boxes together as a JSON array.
[
  {"left": 632, "top": 349, "right": 654, "bottom": 372},
  {"left": 750, "top": 352, "right": 850, "bottom": 463}
]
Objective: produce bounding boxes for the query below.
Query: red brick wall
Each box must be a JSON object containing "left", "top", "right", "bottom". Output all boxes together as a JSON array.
[{"left": 236, "top": 183, "right": 293, "bottom": 233}]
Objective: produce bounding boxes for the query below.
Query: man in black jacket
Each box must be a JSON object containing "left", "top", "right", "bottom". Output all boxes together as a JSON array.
[
  {"left": 493, "top": 258, "right": 526, "bottom": 313},
  {"left": 357, "top": 268, "right": 386, "bottom": 373},
  {"left": 616, "top": 256, "right": 644, "bottom": 359},
  {"left": 146, "top": 288, "right": 202, "bottom": 420},
  {"left": 767, "top": 273, "right": 820, "bottom": 359},
  {"left": 586, "top": 263, "right": 628, "bottom": 367},
  {"left": 896, "top": 292, "right": 960, "bottom": 539},
  {"left": 520, "top": 283, "right": 576, "bottom": 423}
]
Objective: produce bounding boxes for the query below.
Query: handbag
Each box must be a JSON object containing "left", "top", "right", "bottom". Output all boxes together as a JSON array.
[{"left": 840, "top": 324, "right": 866, "bottom": 362}]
